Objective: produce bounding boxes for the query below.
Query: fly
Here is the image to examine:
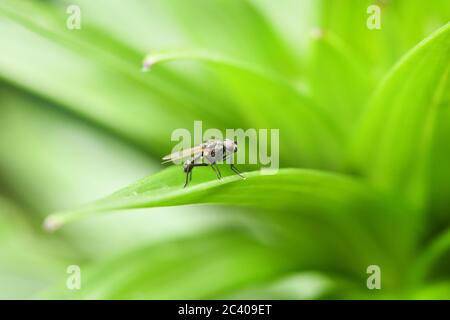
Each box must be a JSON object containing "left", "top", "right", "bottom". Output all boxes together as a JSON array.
[{"left": 162, "top": 139, "right": 245, "bottom": 187}]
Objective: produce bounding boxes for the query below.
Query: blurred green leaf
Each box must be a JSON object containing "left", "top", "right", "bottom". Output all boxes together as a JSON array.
[
  {"left": 318, "top": 0, "right": 389, "bottom": 68},
  {"left": 0, "top": 0, "right": 235, "bottom": 154},
  {"left": 349, "top": 23, "right": 450, "bottom": 210},
  {"left": 164, "top": 0, "right": 301, "bottom": 78},
  {"left": 307, "top": 31, "right": 373, "bottom": 134},
  {"left": 43, "top": 229, "right": 297, "bottom": 299},
  {"left": 0, "top": 195, "right": 72, "bottom": 299},
  {"left": 411, "top": 226, "right": 450, "bottom": 284},
  {"left": 46, "top": 166, "right": 408, "bottom": 286},
  {"left": 0, "top": 87, "right": 155, "bottom": 213},
  {"left": 144, "top": 49, "right": 345, "bottom": 168},
  {"left": 410, "top": 281, "right": 450, "bottom": 299},
  {"left": 0, "top": 0, "right": 449, "bottom": 300},
  {"left": 0, "top": 88, "right": 250, "bottom": 262},
  {"left": 318, "top": 0, "right": 450, "bottom": 71},
  {"left": 429, "top": 106, "right": 450, "bottom": 225},
  {"left": 0, "top": 0, "right": 342, "bottom": 169},
  {"left": 219, "top": 272, "right": 336, "bottom": 299},
  {"left": 249, "top": 0, "right": 317, "bottom": 57}
]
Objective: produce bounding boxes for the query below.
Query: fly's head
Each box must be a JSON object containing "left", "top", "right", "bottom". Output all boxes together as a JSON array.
[{"left": 224, "top": 139, "right": 238, "bottom": 154}]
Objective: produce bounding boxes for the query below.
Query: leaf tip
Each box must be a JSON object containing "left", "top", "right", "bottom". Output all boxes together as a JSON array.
[
  {"left": 142, "top": 55, "right": 156, "bottom": 72},
  {"left": 43, "top": 216, "right": 62, "bottom": 233}
]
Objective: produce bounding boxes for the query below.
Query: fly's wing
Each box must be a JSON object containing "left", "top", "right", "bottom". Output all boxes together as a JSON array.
[
  {"left": 206, "top": 139, "right": 222, "bottom": 149},
  {"left": 162, "top": 145, "right": 204, "bottom": 164}
]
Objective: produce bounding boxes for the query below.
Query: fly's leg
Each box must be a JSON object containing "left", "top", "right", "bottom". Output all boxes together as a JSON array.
[
  {"left": 184, "top": 169, "right": 191, "bottom": 188},
  {"left": 183, "top": 153, "right": 204, "bottom": 188},
  {"left": 230, "top": 164, "right": 245, "bottom": 179},
  {"left": 211, "top": 164, "right": 222, "bottom": 180},
  {"left": 215, "top": 165, "right": 222, "bottom": 179},
  {"left": 183, "top": 159, "right": 194, "bottom": 188},
  {"left": 211, "top": 165, "right": 221, "bottom": 180},
  {"left": 184, "top": 163, "right": 208, "bottom": 187},
  {"left": 221, "top": 153, "right": 245, "bottom": 179}
]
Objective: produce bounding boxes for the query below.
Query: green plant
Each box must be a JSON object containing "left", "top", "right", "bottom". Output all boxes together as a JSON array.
[{"left": 0, "top": 0, "right": 449, "bottom": 299}]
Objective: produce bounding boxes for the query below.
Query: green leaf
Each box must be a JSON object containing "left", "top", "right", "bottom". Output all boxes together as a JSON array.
[
  {"left": 0, "top": 87, "right": 155, "bottom": 213},
  {"left": 42, "top": 229, "right": 297, "bottom": 299},
  {"left": 429, "top": 106, "right": 450, "bottom": 223},
  {"left": 307, "top": 31, "right": 374, "bottom": 134},
  {"left": 0, "top": 196, "right": 72, "bottom": 299},
  {"left": 0, "top": 1, "right": 238, "bottom": 154},
  {"left": 410, "top": 281, "right": 450, "bottom": 300},
  {"left": 0, "top": 1, "right": 342, "bottom": 169},
  {"left": 2, "top": 0, "right": 449, "bottom": 299},
  {"left": 219, "top": 272, "right": 336, "bottom": 299},
  {"left": 143, "top": 49, "right": 345, "bottom": 168},
  {"left": 318, "top": 0, "right": 450, "bottom": 70},
  {"left": 164, "top": 0, "right": 301, "bottom": 78},
  {"left": 0, "top": 88, "right": 246, "bottom": 260},
  {"left": 317, "top": 0, "right": 389, "bottom": 68},
  {"left": 45, "top": 167, "right": 376, "bottom": 230},
  {"left": 45, "top": 166, "right": 409, "bottom": 285},
  {"left": 410, "top": 226, "right": 450, "bottom": 284},
  {"left": 348, "top": 23, "right": 450, "bottom": 209},
  {"left": 249, "top": 0, "right": 317, "bottom": 57}
]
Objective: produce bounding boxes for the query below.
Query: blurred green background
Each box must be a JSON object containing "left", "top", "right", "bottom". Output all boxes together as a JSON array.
[{"left": 0, "top": 0, "right": 449, "bottom": 299}]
